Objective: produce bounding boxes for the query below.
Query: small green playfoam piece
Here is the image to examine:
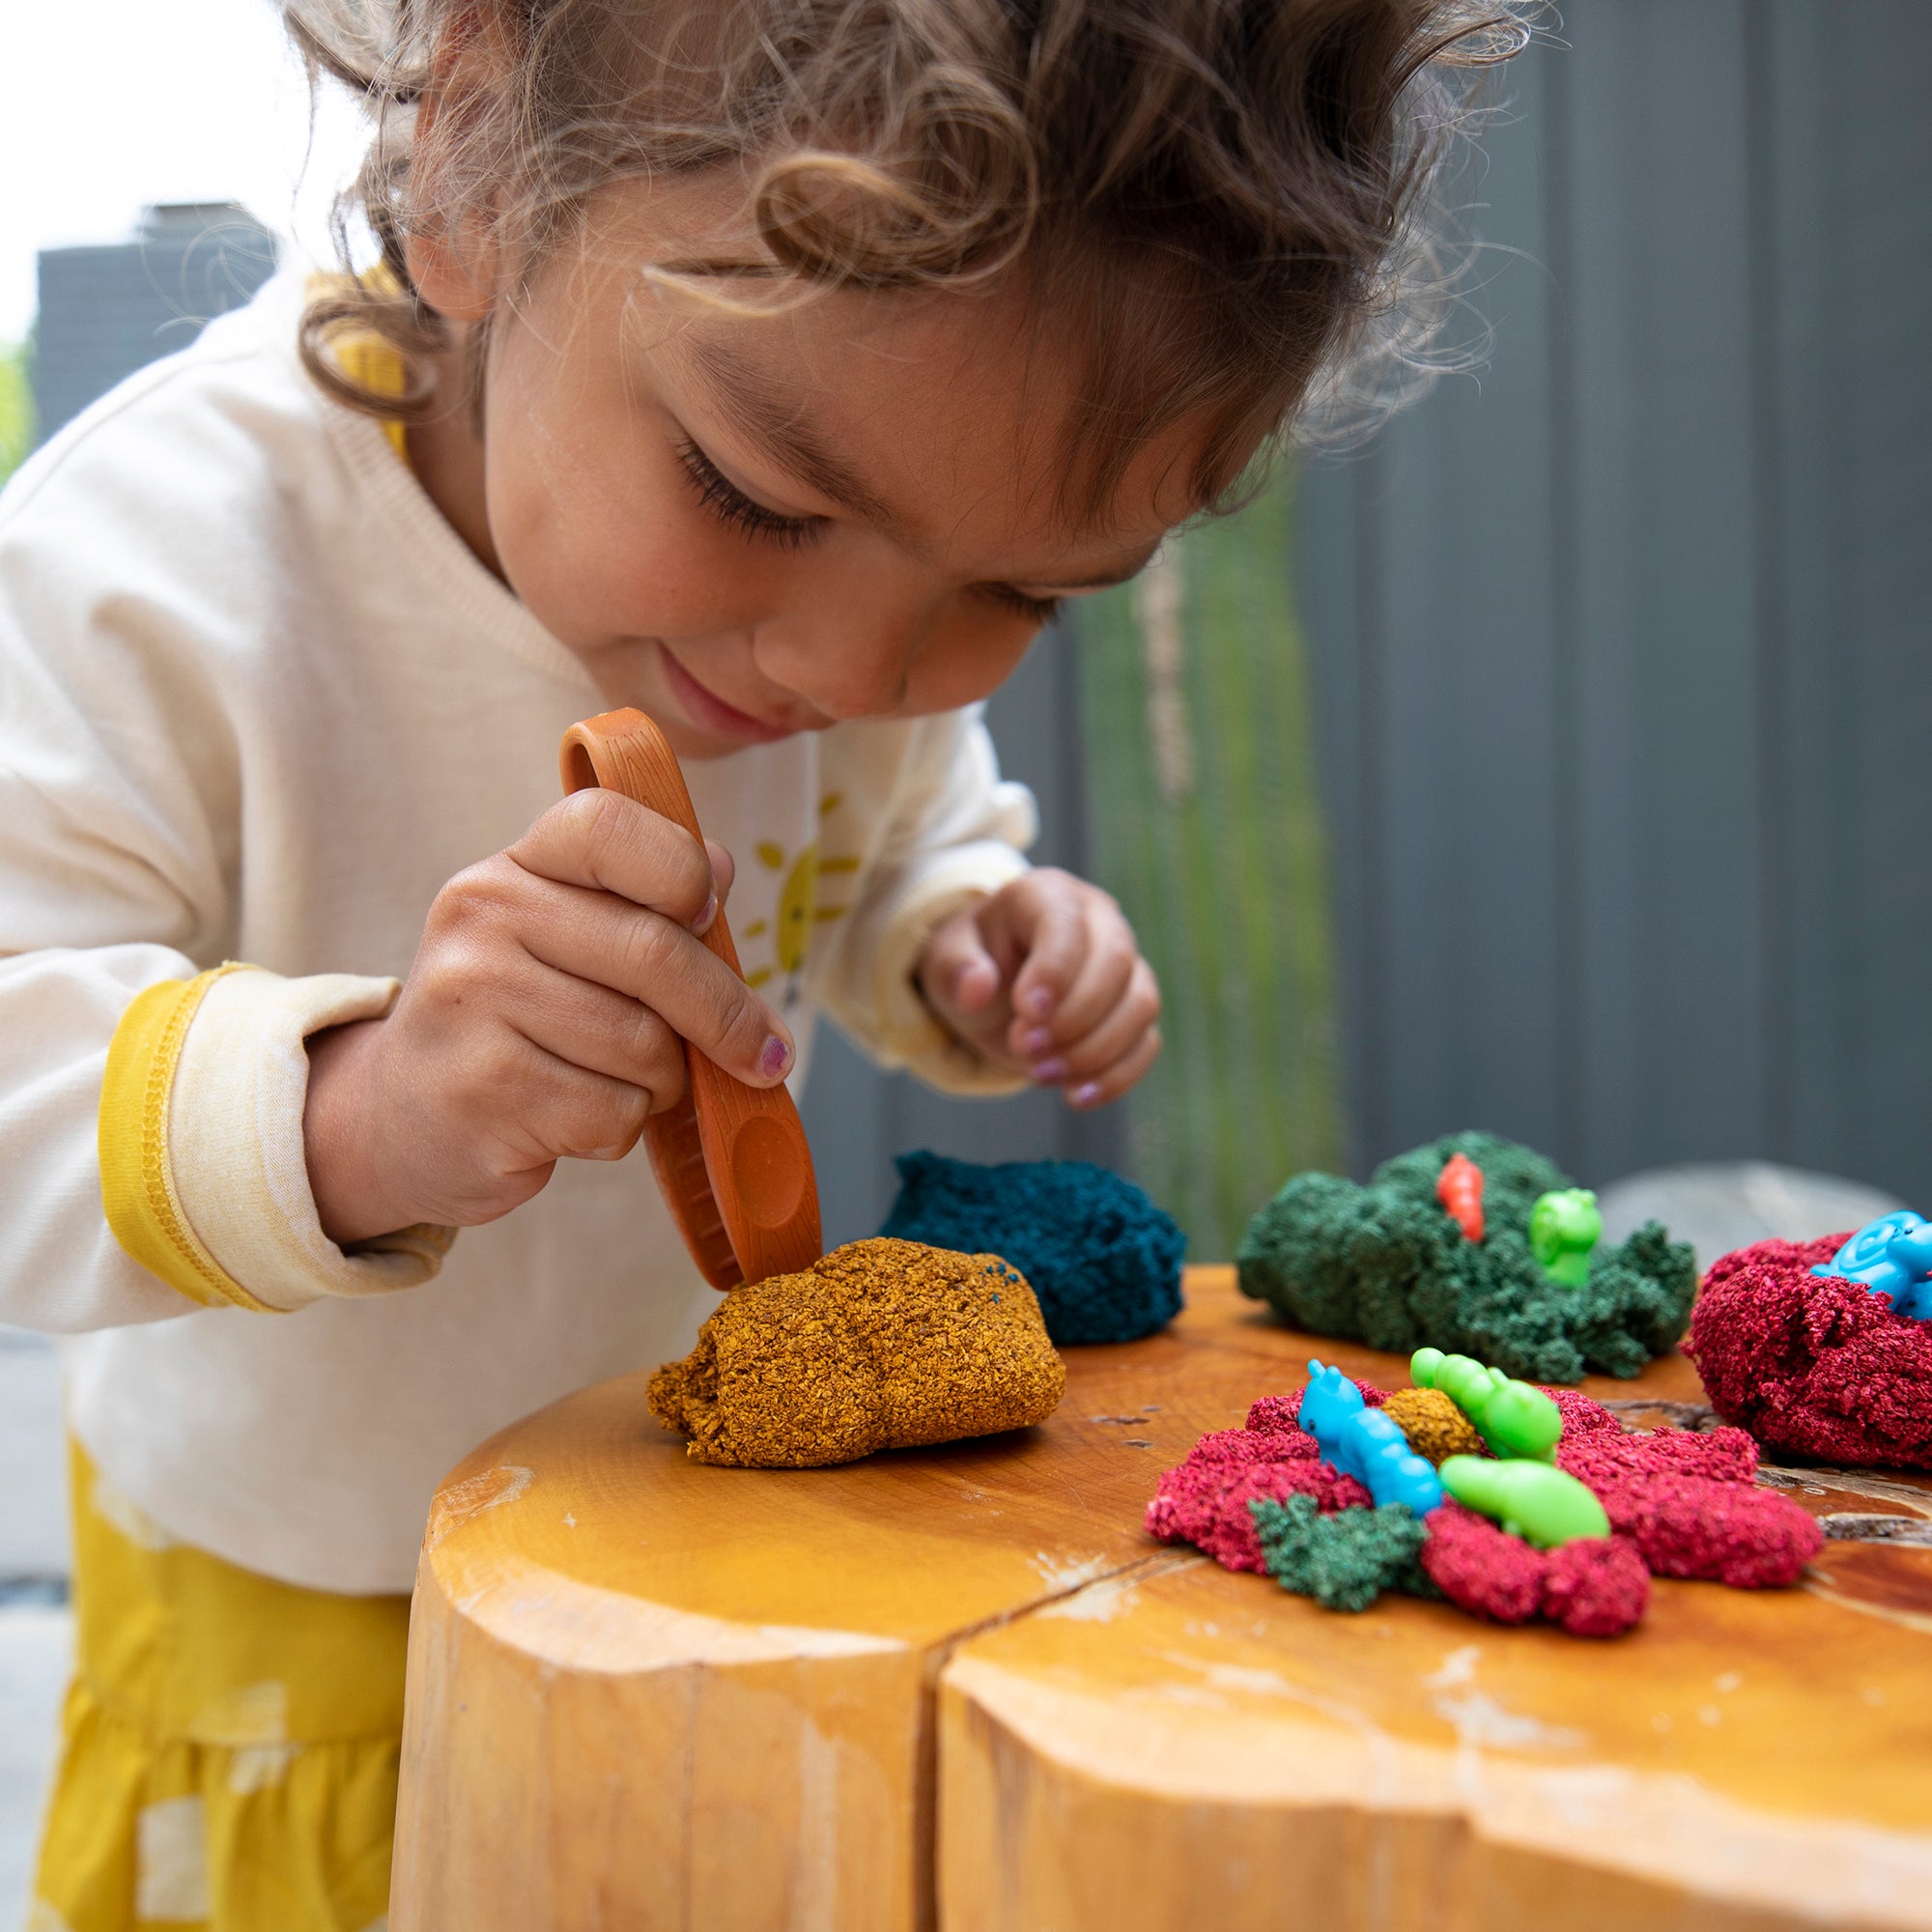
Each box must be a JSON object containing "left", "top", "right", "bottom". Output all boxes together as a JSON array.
[
  {"left": 1529, "top": 1187, "right": 1602, "bottom": 1289},
  {"left": 1438, "top": 1455, "right": 1609, "bottom": 1547},
  {"left": 1250, "top": 1493, "right": 1434, "bottom": 1612},
  {"left": 1409, "top": 1348, "right": 1561, "bottom": 1462}
]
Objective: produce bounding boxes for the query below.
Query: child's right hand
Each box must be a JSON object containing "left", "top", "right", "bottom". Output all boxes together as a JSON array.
[{"left": 301, "top": 790, "right": 796, "bottom": 1243}]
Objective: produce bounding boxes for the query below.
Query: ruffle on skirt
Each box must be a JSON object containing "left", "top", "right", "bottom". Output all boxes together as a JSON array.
[{"left": 28, "top": 1439, "right": 410, "bottom": 1932}]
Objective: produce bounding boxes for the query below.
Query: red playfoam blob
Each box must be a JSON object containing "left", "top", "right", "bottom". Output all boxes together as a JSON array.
[
  {"left": 1690, "top": 1233, "right": 1932, "bottom": 1469},
  {"left": 1586, "top": 1467, "right": 1821, "bottom": 1587},
  {"left": 1148, "top": 1363, "right": 1819, "bottom": 1639},
  {"left": 1417, "top": 1500, "right": 1547, "bottom": 1622},
  {"left": 1557, "top": 1424, "right": 1760, "bottom": 1489},
  {"left": 1540, "top": 1386, "right": 1625, "bottom": 1437},
  {"left": 1144, "top": 1425, "right": 1369, "bottom": 1566},
  {"left": 1540, "top": 1534, "right": 1651, "bottom": 1636}
]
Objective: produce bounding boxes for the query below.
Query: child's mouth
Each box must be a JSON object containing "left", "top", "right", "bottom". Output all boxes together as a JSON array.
[{"left": 659, "top": 648, "right": 796, "bottom": 746}]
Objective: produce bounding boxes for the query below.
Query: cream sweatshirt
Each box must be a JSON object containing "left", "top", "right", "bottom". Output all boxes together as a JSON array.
[{"left": 0, "top": 270, "right": 1035, "bottom": 1593}]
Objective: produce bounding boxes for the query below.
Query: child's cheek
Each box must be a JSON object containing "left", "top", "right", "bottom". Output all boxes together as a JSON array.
[
  {"left": 487, "top": 452, "right": 772, "bottom": 648},
  {"left": 895, "top": 606, "right": 1038, "bottom": 717}
]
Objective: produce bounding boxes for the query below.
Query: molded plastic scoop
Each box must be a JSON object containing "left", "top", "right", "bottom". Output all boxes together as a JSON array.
[{"left": 560, "top": 708, "right": 822, "bottom": 1289}]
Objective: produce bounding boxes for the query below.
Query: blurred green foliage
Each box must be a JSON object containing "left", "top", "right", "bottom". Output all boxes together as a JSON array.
[
  {"left": 1075, "top": 469, "right": 1344, "bottom": 1260},
  {"left": 0, "top": 338, "right": 32, "bottom": 489}
]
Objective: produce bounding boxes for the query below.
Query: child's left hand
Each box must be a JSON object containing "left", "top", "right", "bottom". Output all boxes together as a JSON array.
[{"left": 917, "top": 869, "right": 1161, "bottom": 1106}]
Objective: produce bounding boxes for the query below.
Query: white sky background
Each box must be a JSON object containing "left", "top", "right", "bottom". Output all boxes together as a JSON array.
[{"left": 0, "top": 0, "right": 374, "bottom": 342}]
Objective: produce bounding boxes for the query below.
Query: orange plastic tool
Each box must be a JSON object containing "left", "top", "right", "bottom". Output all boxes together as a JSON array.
[{"left": 560, "top": 708, "right": 822, "bottom": 1290}]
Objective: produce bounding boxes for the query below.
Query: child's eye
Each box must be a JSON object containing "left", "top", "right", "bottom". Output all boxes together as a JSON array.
[
  {"left": 975, "top": 582, "right": 1064, "bottom": 626},
  {"left": 675, "top": 438, "right": 823, "bottom": 552}
]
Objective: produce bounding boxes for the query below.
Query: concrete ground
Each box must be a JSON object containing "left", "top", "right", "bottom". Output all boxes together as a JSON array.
[
  {"left": 0, "top": 1324, "right": 69, "bottom": 1926},
  {"left": 0, "top": 1600, "right": 68, "bottom": 1925}
]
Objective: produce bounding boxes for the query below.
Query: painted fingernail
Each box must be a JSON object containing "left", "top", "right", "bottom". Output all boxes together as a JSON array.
[
  {"left": 1029, "top": 1057, "right": 1068, "bottom": 1084},
  {"left": 1069, "top": 1081, "right": 1103, "bottom": 1107},
  {"left": 758, "top": 1035, "right": 794, "bottom": 1080},
  {"left": 692, "top": 892, "right": 719, "bottom": 935},
  {"left": 1021, "top": 985, "right": 1055, "bottom": 1019},
  {"left": 1019, "top": 1025, "right": 1054, "bottom": 1054}
]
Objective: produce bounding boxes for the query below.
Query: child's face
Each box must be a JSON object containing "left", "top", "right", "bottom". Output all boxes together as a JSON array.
[{"left": 416, "top": 180, "right": 1208, "bottom": 758}]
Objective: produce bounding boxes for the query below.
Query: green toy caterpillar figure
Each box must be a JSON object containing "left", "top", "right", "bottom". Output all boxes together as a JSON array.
[
  {"left": 1410, "top": 1348, "right": 1562, "bottom": 1462},
  {"left": 1408, "top": 1347, "right": 1606, "bottom": 1545},
  {"left": 1437, "top": 1456, "right": 1609, "bottom": 1547}
]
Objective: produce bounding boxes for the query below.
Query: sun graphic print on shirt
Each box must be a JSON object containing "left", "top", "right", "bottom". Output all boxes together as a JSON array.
[{"left": 738, "top": 791, "right": 860, "bottom": 1009}]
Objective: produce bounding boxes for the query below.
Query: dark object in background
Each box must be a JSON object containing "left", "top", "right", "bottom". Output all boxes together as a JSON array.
[
  {"left": 1690, "top": 1233, "right": 1932, "bottom": 1471},
  {"left": 878, "top": 1150, "right": 1185, "bottom": 1346},
  {"left": 33, "top": 203, "right": 277, "bottom": 447},
  {"left": 1236, "top": 1130, "right": 1696, "bottom": 1383}
]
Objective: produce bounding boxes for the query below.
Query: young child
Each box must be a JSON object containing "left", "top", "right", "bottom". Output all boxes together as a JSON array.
[{"left": 5, "top": 1, "right": 1521, "bottom": 1925}]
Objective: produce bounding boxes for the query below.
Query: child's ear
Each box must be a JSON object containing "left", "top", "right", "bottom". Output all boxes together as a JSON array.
[
  {"left": 403, "top": 220, "right": 495, "bottom": 325},
  {"left": 403, "top": 3, "right": 514, "bottom": 323}
]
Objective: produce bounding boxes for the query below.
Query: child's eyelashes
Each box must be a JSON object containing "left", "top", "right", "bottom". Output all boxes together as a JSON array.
[
  {"left": 674, "top": 437, "right": 823, "bottom": 552},
  {"left": 673, "top": 436, "right": 1060, "bottom": 629},
  {"left": 975, "top": 582, "right": 1064, "bottom": 627}
]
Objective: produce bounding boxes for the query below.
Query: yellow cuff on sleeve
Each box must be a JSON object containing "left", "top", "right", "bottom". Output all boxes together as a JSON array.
[{"left": 99, "top": 966, "right": 280, "bottom": 1314}]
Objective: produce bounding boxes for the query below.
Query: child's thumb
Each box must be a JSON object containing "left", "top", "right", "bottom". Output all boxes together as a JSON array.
[{"left": 923, "top": 909, "right": 1003, "bottom": 1016}]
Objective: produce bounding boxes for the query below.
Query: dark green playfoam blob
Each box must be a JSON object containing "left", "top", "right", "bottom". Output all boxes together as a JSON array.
[{"left": 1235, "top": 1130, "right": 1696, "bottom": 1384}]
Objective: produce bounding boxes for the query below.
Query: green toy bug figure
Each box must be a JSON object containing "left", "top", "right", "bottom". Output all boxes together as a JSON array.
[
  {"left": 1437, "top": 1456, "right": 1609, "bottom": 1547},
  {"left": 1410, "top": 1348, "right": 1562, "bottom": 1462},
  {"left": 1529, "top": 1187, "right": 1602, "bottom": 1289}
]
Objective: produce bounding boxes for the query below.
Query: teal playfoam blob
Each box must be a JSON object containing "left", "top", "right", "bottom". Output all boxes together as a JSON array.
[{"left": 879, "top": 1151, "right": 1184, "bottom": 1346}]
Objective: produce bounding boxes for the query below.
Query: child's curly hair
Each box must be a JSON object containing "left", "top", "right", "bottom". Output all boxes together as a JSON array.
[{"left": 288, "top": 0, "right": 1527, "bottom": 515}]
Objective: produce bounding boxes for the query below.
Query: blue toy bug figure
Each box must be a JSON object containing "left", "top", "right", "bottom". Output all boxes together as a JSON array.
[
  {"left": 1813, "top": 1212, "right": 1932, "bottom": 1321},
  {"left": 1297, "top": 1361, "right": 1443, "bottom": 1518}
]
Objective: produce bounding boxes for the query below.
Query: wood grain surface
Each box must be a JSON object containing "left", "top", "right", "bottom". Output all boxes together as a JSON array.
[{"left": 391, "top": 1267, "right": 1932, "bottom": 1932}]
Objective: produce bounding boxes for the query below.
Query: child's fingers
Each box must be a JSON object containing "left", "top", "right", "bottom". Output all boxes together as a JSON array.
[
  {"left": 920, "top": 906, "right": 1006, "bottom": 1017},
  {"left": 449, "top": 1020, "right": 657, "bottom": 1169},
  {"left": 512, "top": 789, "right": 718, "bottom": 931},
  {"left": 1065, "top": 1024, "right": 1163, "bottom": 1109},
  {"left": 503, "top": 960, "right": 689, "bottom": 1119},
  {"left": 1032, "top": 958, "right": 1161, "bottom": 1086},
  {"left": 990, "top": 869, "right": 1089, "bottom": 1021},
  {"left": 503, "top": 877, "right": 794, "bottom": 1085},
  {"left": 704, "top": 839, "right": 737, "bottom": 917},
  {"left": 1012, "top": 896, "right": 1139, "bottom": 1056}
]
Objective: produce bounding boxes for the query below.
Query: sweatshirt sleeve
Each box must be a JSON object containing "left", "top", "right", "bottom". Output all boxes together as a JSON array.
[
  {"left": 0, "top": 408, "right": 451, "bottom": 1334},
  {"left": 813, "top": 706, "right": 1037, "bottom": 1095}
]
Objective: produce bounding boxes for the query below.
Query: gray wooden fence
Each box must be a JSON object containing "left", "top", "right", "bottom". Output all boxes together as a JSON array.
[
  {"left": 47, "top": 7, "right": 1930, "bottom": 1251},
  {"left": 800, "top": 631, "right": 1125, "bottom": 1246},
  {"left": 1300, "top": 0, "right": 1932, "bottom": 1205}
]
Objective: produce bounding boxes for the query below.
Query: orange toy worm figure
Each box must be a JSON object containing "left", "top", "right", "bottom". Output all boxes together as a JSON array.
[{"left": 1435, "top": 1152, "right": 1485, "bottom": 1243}]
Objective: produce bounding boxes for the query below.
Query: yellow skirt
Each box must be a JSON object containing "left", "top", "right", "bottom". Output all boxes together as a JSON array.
[{"left": 28, "top": 1441, "right": 411, "bottom": 1932}]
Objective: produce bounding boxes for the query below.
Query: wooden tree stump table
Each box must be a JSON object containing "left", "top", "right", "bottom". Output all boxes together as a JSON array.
[{"left": 392, "top": 1268, "right": 1932, "bottom": 1932}]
